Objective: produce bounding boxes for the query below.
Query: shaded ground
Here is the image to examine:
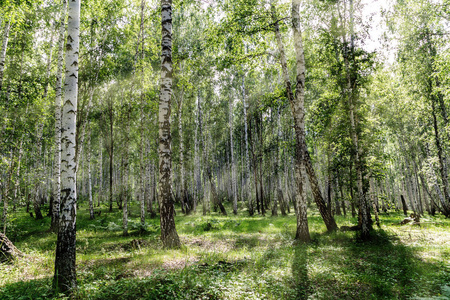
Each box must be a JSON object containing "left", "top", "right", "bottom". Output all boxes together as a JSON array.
[{"left": 0, "top": 205, "right": 449, "bottom": 300}]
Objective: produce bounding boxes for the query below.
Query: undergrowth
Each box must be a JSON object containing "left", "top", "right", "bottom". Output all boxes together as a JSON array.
[{"left": 0, "top": 202, "right": 449, "bottom": 300}]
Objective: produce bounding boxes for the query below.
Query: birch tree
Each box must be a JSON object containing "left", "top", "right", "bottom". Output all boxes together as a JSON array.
[
  {"left": 0, "top": 18, "right": 11, "bottom": 91},
  {"left": 159, "top": 0, "right": 180, "bottom": 249},
  {"left": 229, "top": 95, "right": 238, "bottom": 215},
  {"left": 53, "top": 0, "right": 80, "bottom": 292},
  {"left": 51, "top": 0, "right": 67, "bottom": 232}
]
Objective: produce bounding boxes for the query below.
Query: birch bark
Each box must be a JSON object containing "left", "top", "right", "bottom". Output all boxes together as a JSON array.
[
  {"left": 138, "top": 0, "right": 146, "bottom": 228},
  {"left": 194, "top": 94, "right": 201, "bottom": 212},
  {"left": 242, "top": 78, "right": 253, "bottom": 215},
  {"left": 341, "top": 0, "right": 370, "bottom": 238},
  {"left": 272, "top": 1, "right": 337, "bottom": 232},
  {"left": 0, "top": 18, "right": 11, "bottom": 91},
  {"left": 87, "top": 126, "right": 94, "bottom": 220},
  {"left": 33, "top": 124, "right": 44, "bottom": 220},
  {"left": 54, "top": 0, "right": 80, "bottom": 292},
  {"left": 159, "top": 0, "right": 180, "bottom": 248},
  {"left": 52, "top": 0, "right": 67, "bottom": 232},
  {"left": 177, "top": 87, "right": 188, "bottom": 214},
  {"left": 229, "top": 97, "right": 238, "bottom": 215}
]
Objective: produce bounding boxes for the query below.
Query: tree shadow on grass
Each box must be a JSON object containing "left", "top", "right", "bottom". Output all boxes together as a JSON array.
[
  {"left": 346, "top": 230, "right": 442, "bottom": 299},
  {"left": 292, "top": 243, "right": 310, "bottom": 300},
  {"left": 0, "top": 277, "right": 54, "bottom": 300},
  {"left": 294, "top": 229, "right": 448, "bottom": 300}
]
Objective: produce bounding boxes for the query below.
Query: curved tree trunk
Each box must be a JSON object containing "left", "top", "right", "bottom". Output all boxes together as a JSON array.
[{"left": 272, "top": 1, "right": 337, "bottom": 233}]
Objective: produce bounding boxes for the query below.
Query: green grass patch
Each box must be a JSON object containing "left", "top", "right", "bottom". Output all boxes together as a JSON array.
[{"left": 1, "top": 203, "right": 449, "bottom": 299}]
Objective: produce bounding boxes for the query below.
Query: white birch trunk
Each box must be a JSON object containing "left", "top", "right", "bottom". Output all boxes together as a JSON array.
[
  {"left": 177, "top": 88, "right": 187, "bottom": 213},
  {"left": 123, "top": 103, "right": 130, "bottom": 236},
  {"left": 0, "top": 18, "right": 11, "bottom": 91},
  {"left": 242, "top": 78, "right": 252, "bottom": 214},
  {"left": 229, "top": 97, "right": 238, "bottom": 215},
  {"left": 344, "top": 0, "right": 370, "bottom": 239},
  {"left": 159, "top": 0, "right": 180, "bottom": 248},
  {"left": 139, "top": 103, "right": 146, "bottom": 227},
  {"left": 194, "top": 93, "right": 201, "bottom": 212},
  {"left": 54, "top": 0, "right": 80, "bottom": 292},
  {"left": 87, "top": 126, "right": 94, "bottom": 219},
  {"left": 98, "top": 138, "right": 102, "bottom": 207},
  {"left": 52, "top": 0, "right": 67, "bottom": 232},
  {"left": 33, "top": 124, "right": 44, "bottom": 220},
  {"left": 2, "top": 150, "right": 13, "bottom": 233}
]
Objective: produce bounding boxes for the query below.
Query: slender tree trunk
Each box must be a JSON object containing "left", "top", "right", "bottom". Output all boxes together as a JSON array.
[
  {"left": 431, "top": 101, "right": 450, "bottom": 216},
  {"left": 400, "top": 194, "right": 408, "bottom": 216},
  {"left": 177, "top": 88, "right": 188, "bottom": 214},
  {"left": 412, "top": 159, "right": 424, "bottom": 215},
  {"left": 256, "top": 113, "right": 266, "bottom": 215},
  {"left": 98, "top": 139, "right": 103, "bottom": 207},
  {"left": 54, "top": 0, "right": 80, "bottom": 293},
  {"left": 242, "top": 77, "right": 253, "bottom": 215},
  {"left": 249, "top": 119, "right": 260, "bottom": 214},
  {"left": 419, "top": 172, "right": 435, "bottom": 215},
  {"left": 34, "top": 124, "right": 44, "bottom": 220},
  {"left": 122, "top": 102, "right": 130, "bottom": 237},
  {"left": 139, "top": 101, "right": 146, "bottom": 227},
  {"left": 230, "top": 97, "right": 238, "bottom": 215},
  {"left": 0, "top": 18, "right": 11, "bottom": 91},
  {"left": 199, "top": 95, "right": 210, "bottom": 216},
  {"left": 338, "top": 175, "right": 346, "bottom": 216},
  {"left": 334, "top": 177, "right": 342, "bottom": 215},
  {"left": 87, "top": 127, "right": 94, "bottom": 220},
  {"left": 51, "top": 0, "right": 67, "bottom": 232},
  {"left": 194, "top": 94, "right": 201, "bottom": 213},
  {"left": 159, "top": 0, "right": 180, "bottom": 249},
  {"left": 12, "top": 134, "right": 24, "bottom": 212},
  {"left": 399, "top": 139, "right": 418, "bottom": 213},
  {"left": 344, "top": 0, "right": 370, "bottom": 239},
  {"left": 425, "top": 143, "right": 450, "bottom": 216},
  {"left": 272, "top": 107, "right": 282, "bottom": 216},
  {"left": 370, "top": 178, "right": 380, "bottom": 227},
  {"left": 108, "top": 99, "right": 114, "bottom": 212},
  {"left": 2, "top": 150, "right": 14, "bottom": 233}
]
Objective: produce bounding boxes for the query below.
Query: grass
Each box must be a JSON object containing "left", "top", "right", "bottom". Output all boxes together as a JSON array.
[{"left": 0, "top": 202, "right": 449, "bottom": 300}]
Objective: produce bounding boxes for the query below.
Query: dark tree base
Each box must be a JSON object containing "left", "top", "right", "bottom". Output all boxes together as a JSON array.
[{"left": 0, "top": 233, "right": 22, "bottom": 263}]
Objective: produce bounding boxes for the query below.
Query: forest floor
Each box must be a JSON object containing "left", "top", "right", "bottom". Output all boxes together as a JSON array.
[{"left": 0, "top": 203, "right": 449, "bottom": 300}]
